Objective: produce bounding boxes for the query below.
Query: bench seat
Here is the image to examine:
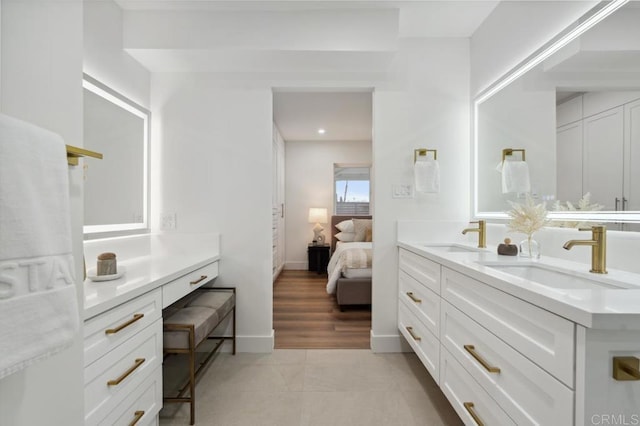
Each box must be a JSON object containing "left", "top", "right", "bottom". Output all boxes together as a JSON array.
[{"left": 163, "top": 287, "right": 236, "bottom": 425}]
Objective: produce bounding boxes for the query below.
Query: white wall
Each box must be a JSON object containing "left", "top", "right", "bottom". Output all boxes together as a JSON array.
[
  {"left": 0, "top": 0, "right": 84, "bottom": 424},
  {"left": 83, "top": 0, "right": 150, "bottom": 108},
  {"left": 151, "top": 73, "right": 274, "bottom": 352},
  {"left": 470, "top": 0, "right": 598, "bottom": 96},
  {"left": 284, "top": 139, "right": 372, "bottom": 270},
  {"left": 150, "top": 37, "right": 470, "bottom": 354},
  {"left": 372, "top": 38, "right": 471, "bottom": 351}
]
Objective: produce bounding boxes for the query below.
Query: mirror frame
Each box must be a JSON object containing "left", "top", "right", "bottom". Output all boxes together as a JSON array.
[
  {"left": 472, "top": 0, "right": 640, "bottom": 223},
  {"left": 82, "top": 74, "right": 150, "bottom": 236}
]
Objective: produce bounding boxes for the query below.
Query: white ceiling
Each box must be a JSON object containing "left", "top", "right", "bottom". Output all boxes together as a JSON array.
[
  {"left": 116, "top": 0, "right": 499, "bottom": 141},
  {"left": 273, "top": 91, "right": 373, "bottom": 141}
]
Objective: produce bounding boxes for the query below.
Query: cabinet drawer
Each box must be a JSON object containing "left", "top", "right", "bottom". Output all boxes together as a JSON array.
[
  {"left": 398, "top": 301, "right": 439, "bottom": 383},
  {"left": 85, "top": 319, "right": 162, "bottom": 425},
  {"left": 162, "top": 261, "right": 219, "bottom": 308},
  {"left": 441, "top": 267, "right": 575, "bottom": 387},
  {"left": 399, "top": 249, "right": 440, "bottom": 294},
  {"left": 440, "top": 348, "right": 517, "bottom": 426},
  {"left": 441, "top": 301, "right": 574, "bottom": 425},
  {"left": 98, "top": 366, "right": 162, "bottom": 426},
  {"left": 399, "top": 270, "right": 440, "bottom": 338},
  {"left": 84, "top": 289, "right": 162, "bottom": 367}
]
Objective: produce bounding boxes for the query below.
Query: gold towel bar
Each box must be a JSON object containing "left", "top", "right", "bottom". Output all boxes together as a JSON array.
[
  {"left": 502, "top": 148, "right": 526, "bottom": 162},
  {"left": 414, "top": 148, "right": 437, "bottom": 163},
  {"left": 66, "top": 144, "right": 103, "bottom": 166}
]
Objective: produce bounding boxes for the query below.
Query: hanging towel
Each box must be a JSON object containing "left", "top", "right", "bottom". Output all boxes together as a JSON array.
[
  {"left": 414, "top": 159, "right": 440, "bottom": 193},
  {"left": 0, "top": 114, "right": 80, "bottom": 380},
  {"left": 501, "top": 160, "right": 531, "bottom": 194}
]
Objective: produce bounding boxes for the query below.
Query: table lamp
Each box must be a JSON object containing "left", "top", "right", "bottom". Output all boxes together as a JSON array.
[{"left": 308, "top": 207, "right": 328, "bottom": 245}]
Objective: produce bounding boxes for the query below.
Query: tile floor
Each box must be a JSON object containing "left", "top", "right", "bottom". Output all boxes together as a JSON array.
[{"left": 159, "top": 349, "right": 463, "bottom": 426}]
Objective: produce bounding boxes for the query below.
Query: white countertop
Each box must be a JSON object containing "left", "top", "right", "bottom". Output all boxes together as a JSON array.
[
  {"left": 398, "top": 241, "right": 640, "bottom": 330},
  {"left": 83, "top": 233, "right": 220, "bottom": 320}
]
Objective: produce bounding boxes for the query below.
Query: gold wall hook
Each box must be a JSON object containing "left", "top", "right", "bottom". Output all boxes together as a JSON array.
[
  {"left": 613, "top": 356, "right": 640, "bottom": 381},
  {"left": 414, "top": 148, "right": 437, "bottom": 163},
  {"left": 502, "top": 148, "right": 526, "bottom": 162},
  {"left": 66, "top": 144, "right": 103, "bottom": 166}
]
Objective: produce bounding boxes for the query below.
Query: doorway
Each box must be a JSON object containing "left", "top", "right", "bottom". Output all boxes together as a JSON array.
[{"left": 272, "top": 89, "right": 374, "bottom": 349}]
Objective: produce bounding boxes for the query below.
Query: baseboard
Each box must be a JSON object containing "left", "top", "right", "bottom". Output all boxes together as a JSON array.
[
  {"left": 284, "top": 261, "right": 307, "bottom": 270},
  {"left": 370, "top": 330, "right": 412, "bottom": 353},
  {"left": 236, "top": 330, "right": 275, "bottom": 353}
]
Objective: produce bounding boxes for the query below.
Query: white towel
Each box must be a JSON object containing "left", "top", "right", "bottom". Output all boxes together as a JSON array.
[
  {"left": 414, "top": 159, "right": 440, "bottom": 193},
  {"left": 0, "top": 114, "right": 80, "bottom": 380},
  {"left": 501, "top": 160, "right": 531, "bottom": 194}
]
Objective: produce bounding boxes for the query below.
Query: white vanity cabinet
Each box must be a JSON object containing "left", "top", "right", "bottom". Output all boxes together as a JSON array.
[
  {"left": 82, "top": 235, "right": 221, "bottom": 426},
  {"left": 398, "top": 248, "right": 576, "bottom": 425},
  {"left": 83, "top": 289, "right": 163, "bottom": 426}
]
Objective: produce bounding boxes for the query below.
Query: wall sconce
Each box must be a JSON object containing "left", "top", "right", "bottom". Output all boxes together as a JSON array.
[{"left": 308, "top": 207, "right": 328, "bottom": 245}]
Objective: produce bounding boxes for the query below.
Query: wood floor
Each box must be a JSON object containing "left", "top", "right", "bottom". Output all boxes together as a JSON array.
[{"left": 273, "top": 270, "right": 371, "bottom": 349}]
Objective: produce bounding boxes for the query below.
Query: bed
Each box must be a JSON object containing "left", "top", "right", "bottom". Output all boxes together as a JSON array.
[{"left": 326, "top": 215, "right": 372, "bottom": 308}]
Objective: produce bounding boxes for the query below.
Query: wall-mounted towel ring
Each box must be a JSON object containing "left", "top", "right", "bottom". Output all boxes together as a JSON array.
[
  {"left": 414, "top": 148, "right": 440, "bottom": 193},
  {"left": 414, "top": 148, "right": 437, "bottom": 163},
  {"left": 502, "top": 148, "right": 525, "bottom": 162},
  {"left": 500, "top": 148, "right": 530, "bottom": 194}
]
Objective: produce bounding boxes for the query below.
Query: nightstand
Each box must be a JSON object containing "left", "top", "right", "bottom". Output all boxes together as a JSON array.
[{"left": 308, "top": 244, "right": 330, "bottom": 274}]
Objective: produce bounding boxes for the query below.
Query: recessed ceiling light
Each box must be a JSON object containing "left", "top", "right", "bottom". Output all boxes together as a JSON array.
[{"left": 317, "top": 128, "right": 326, "bottom": 134}]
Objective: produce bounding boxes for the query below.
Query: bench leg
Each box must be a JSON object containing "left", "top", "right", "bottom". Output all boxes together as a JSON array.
[{"left": 189, "top": 325, "right": 196, "bottom": 425}]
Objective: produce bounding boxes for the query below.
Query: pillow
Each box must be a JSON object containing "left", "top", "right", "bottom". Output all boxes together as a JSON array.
[
  {"left": 335, "top": 231, "right": 356, "bottom": 242},
  {"left": 365, "top": 228, "right": 373, "bottom": 242},
  {"left": 353, "top": 219, "right": 373, "bottom": 242},
  {"left": 335, "top": 219, "right": 354, "bottom": 233}
]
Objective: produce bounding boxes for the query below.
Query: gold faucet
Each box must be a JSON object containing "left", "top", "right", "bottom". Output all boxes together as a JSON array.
[
  {"left": 462, "top": 220, "right": 486, "bottom": 248},
  {"left": 563, "top": 225, "right": 607, "bottom": 274}
]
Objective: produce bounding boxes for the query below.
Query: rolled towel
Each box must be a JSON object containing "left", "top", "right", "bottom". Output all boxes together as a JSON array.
[
  {"left": 414, "top": 159, "right": 440, "bottom": 193},
  {"left": 501, "top": 160, "right": 530, "bottom": 194}
]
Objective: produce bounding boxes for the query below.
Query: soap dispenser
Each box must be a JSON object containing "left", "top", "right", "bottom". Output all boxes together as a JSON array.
[{"left": 497, "top": 238, "right": 518, "bottom": 256}]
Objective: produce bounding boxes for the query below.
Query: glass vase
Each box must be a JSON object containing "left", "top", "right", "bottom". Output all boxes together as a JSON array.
[{"left": 519, "top": 236, "right": 541, "bottom": 259}]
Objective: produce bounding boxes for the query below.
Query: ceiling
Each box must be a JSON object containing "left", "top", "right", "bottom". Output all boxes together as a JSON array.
[
  {"left": 115, "top": 0, "right": 499, "bottom": 141},
  {"left": 273, "top": 90, "right": 373, "bottom": 141}
]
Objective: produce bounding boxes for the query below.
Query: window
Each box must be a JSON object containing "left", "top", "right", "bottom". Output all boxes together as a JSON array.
[{"left": 334, "top": 164, "right": 371, "bottom": 215}]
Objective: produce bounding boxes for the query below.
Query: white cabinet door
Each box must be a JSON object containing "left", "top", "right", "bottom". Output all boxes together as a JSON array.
[
  {"left": 583, "top": 106, "right": 624, "bottom": 210},
  {"left": 556, "top": 121, "right": 583, "bottom": 203}
]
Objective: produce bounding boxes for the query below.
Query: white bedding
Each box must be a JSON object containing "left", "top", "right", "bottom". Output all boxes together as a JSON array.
[
  {"left": 326, "top": 242, "right": 372, "bottom": 294},
  {"left": 342, "top": 268, "right": 372, "bottom": 279}
]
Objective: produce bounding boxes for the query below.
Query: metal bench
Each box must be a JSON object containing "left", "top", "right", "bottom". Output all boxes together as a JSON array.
[{"left": 162, "top": 287, "right": 236, "bottom": 425}]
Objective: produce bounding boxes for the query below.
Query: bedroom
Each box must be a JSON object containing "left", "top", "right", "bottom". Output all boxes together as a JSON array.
[{"left": 272, "top": 90, "right": 374, "bottom": 349}]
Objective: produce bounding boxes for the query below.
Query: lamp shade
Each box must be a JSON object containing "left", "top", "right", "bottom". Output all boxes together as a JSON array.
[{"left": 308, "top": 207, "right": 328, "bottom": 224}]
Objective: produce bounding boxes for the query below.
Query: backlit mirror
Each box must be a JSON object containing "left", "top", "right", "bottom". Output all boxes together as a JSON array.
[
  {"left": 474, "top": 0, "right": 640, "bottom": 230},
  {"left": 83, "top": 74, "right": 149, "bottom": 236}
]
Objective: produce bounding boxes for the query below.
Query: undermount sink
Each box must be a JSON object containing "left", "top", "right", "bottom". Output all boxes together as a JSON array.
[
  {"left": 423, "top": 243, "right": 487, "bottom": 253},
  {"left": 477, "top": 261, "right": 632, "bottom": 290}
]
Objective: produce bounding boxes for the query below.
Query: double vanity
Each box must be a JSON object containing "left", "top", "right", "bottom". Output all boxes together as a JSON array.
[{"left": 398, "top": 234, "right": 640, "bottom": 425}]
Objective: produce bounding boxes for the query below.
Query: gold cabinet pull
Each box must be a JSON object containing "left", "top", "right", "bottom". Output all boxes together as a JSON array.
[
  {"left": 107, "top": 358, "right": 145, "bottom": 386},
  {"left": 105, "top": 314, "right": 144, "bottom": 335},
  {"left": 613, "top": 356, "right": 640, "bottom": 380},
  {"left": 406, "top": 326, "right": 421, "bottom": 341},
  {"left": 406, "top": 292, "right": 422, "bottom": 303},
  {"left": 464, "top": 345, "right": 501, "bottom": 373},
  {"left": 129, "top": 411, "right": 145, "bottom": 426},
  {"left": 464, "top": 402, "right": 485, "bottom": 426},
  {"left": 190, "top": 275, "right": 208, "bottom": 285}
]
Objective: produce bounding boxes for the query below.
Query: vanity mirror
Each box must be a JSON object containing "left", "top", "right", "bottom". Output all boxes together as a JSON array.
[
  {"left": 474, "top": 0, "right": 640, "bottom": 229},
  {"left": 83, "top": 74, "right": 149, "bottom": 236}
]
